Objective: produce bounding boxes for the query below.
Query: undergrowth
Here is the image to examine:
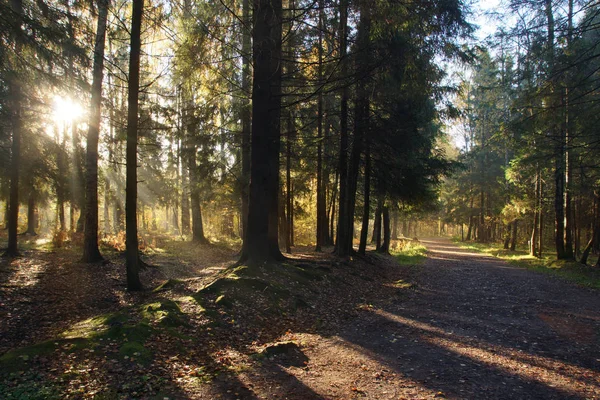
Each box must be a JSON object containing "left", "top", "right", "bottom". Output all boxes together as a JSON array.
[{"left": 391, "top": 240, "right": 427, "bottom": 265}]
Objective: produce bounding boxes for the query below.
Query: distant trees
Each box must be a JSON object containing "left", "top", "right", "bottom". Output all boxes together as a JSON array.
[{"left": 445, "top": 2, "right": 600, "bottom": 264}]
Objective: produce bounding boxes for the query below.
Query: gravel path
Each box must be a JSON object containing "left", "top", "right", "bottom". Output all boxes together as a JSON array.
[{"left": 254, "top": 238, "right": 600, "bottom": 399}]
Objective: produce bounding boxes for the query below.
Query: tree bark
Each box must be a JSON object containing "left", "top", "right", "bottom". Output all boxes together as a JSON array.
[
  {"left": 334, "top": 0, "right": 350, "bottom": 258},
  {"left": 5, "top": 0, "right": 23, "bottom": 257},
  {"left": 372, "top": 201, "right": 381, "bottom": 244},
  {"left": 180, "top": 147, "right": 190, "bottom": 234},
  {"left": 82, "top": 0, "right": 109, "bottom": 263},
  {"left": 240, "top": 0, "right": 251, "bottom": 240},
  {"left": 531, "top": 169, "right": 540, "bottom": 257},
  {"left": 510, "top": 220, "right": 518, "bottom": 251},
  {"left": 25, "top": 191, "right": 36, "bottom": 236},
  {"left": 504, "top": 223, "right": 511, "bottom": 249},
  {"left": 125, "top": 0, "right": 144, "bottom": 291},
  {"left": 315, "top": 0, "right": 325, "bottom": 252},
  {"left": 344, "top": 11, "right": 370, "bottom": 256},
  {"left": 391, "top": 210, "right": 398, "bottom": 239},
  {"left": 358, "top": 142, "right": 371, "bottom": 255},
  {"left": 379, "top": 205, "right": 390, "bottom": 254},
  {"left": 189, "top": 148, "right": 208, "bottom": 243},
  {"left": 285, "top": 112, "right": 293, "bottom": 253},
  {"left": 240, "top": 0, "right": 283, "bottom": 264}
]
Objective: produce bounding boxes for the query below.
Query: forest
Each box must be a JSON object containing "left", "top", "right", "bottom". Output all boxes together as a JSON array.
[{"left": 1, "top": 0, "right": 600, "bottom": 397}]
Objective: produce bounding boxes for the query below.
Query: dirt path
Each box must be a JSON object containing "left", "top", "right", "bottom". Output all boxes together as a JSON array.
[{"left": 241, "top": 238, "right": 600, "bottom": 399}]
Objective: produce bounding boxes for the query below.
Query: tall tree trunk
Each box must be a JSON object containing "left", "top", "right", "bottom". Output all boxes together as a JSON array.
[
  {"left": 329, "top": 172, "right": 338, "bottom": 245},
  {"left": 582, "top": 193, "right": 600, "bottom": 265},
  {"left": 392, "top": 210, "right": 398, "bottom": 239},
  {"left": 104, "top": 179, "right": 110, "bottom": 233},
  {"left": 343, "top": 8, "right": 370, "bottom": 256},
  {"left": 358, "top": 142, "right": 371, "bottom": 255},
  {"left": 125, "top": 0, "right": 144, "bottom": 291},
  {"left": 289, "top": 183, "right": 294, "bottom": 247},
  {"left": 375, "top": 195, "right": 383, "bottom": 250},
  {"left": 510, "top": 220, "right": 518, "bottom": 251},
  {"left": 531, "top": 169, "right": 540, "bottom": 257},
  {"left": 189, "top": 147, "right": 208, "bottom": 243},
  {"left": 564, "top": 94, "right": 574, "bottom": 259},
  {"left": 372, "top": 201, "right": 381, "bottom": 244},
  {"left": 180, "top": 148, "right": 190, "bottom": 234},
  {"left": 240, "top": 0, "right": 283, "bottom": 264},
  {"left": 334, "top": 0, "right": 350, "bottom": 258},
  {"left": 315, "top": 0, "right": 325, "bottom": 252},
  {"left": 379, "top": 205, "right": 390, "bottom": 254},
  {"left": 74, "top": 126, "right": 85, "bottom": 234},
  {"left": 25, "top": 191, "right": 36, "bottom": 236},
  {"left": 240, "top": 0, "right": 251, "bottom": 241},
  {"left": 539, "top": 176, "right": 544, "bottom": 258},
  {"left": 286, "top": 112, "right": 293, "bottom": 253},
  {"left": 504, "top": 223, "right": 511, "bottom": 249},
  {"left": 5, "top": 0, "right": 23, "bottom": 256},
  {"left": 82, "top": 0, "right": 109, "bottom": 263}
]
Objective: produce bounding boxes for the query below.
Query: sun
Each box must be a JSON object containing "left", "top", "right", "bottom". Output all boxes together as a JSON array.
[{"left": 53, "top": 96, "right": 84, "bottom": 123}]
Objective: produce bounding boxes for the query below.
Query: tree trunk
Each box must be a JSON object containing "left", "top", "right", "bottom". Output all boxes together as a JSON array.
[
  {"left": 375, "top": 196, "right": 383, "bottom": 250},
  {"left": 5, "top": 0, "right": 23, "bottom": 256},
  {"left": 289, "top": 183, "right": 294, "bottom": 247},
  {"left": 392, "top": 210, "right": 398, "bottom": 239},
  {"left": 104, "top": 179, "right": 110, "bottom": 233},
  {"left": 25, "top": 192, "right": 36, "bottom": 236},
  {"left": 180, "top": 149, "right": 190, "bottom": 234},
  {"left": 329, "top": 172, "right": 338, "bottom": 246},
  {"left": 582, "top": 193, "right": 600, "bottom": 265},
  {"left": 125, "top": 0, "right": 144, "bottom": 291},
  {"left": 286, "top": 113, "right": 293, "bottom": 253},
  {"left": 504, "top": 223, "right": 511, "bottom": 249},
  {"left": 510, "top": 220, "right": 518, "bottom": 251},
  {"left": 358, "top": 143, "right": 371, "bottom": 255},
  {"left": 334, "top": 0, "right": 349, "bottom": 258},
  {"left": 372, "top": 201, "right": 381, "bottom": 244},
  {"left": 82, "top": 0, "right": 109, "bottom": 263},
  {"left": 315, "top": 0, "right": 325, "bottom": 252},
  {"left": 379, "top": 205, "right": 390, "bottom": 254},
  {"left": 240, "top": 0, "right": 251, "bottom": 240},
  {"left": 240, "top": 0, "right": 283, "bottom": 265},
  {"left": 539, "top": 176, "right": 544, "bottom": 258},
  {"left": 531, "top": 169, "right": 540, "bottom": 257},
  {"left": 189, "top": 148, "right": 208, "bottom": 243}
]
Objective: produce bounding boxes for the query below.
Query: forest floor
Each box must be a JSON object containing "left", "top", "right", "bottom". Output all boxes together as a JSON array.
[{"left": 1, "top": 236, "right": 600, "bottom": 399}]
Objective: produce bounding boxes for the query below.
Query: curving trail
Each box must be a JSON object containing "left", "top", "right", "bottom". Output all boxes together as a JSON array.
[{"left": 245, "top": 238, "right": 600, "bottom": 399}]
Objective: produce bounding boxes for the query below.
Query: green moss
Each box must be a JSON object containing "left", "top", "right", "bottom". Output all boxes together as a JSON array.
[
  {"left": 141, "top": 300, "right": 188, "bottom": 328},
  {"left": 153, "top": 279, "right": 183, "bottom": 292},
  {"left": 0, "top": 339, "right": 88, "bottom": 373},
  {"left": 62, "top": 313, "right": 127, "bottom": 339},
  {"left": 119, "top": 341, "right": 152, "bottom": 365}
]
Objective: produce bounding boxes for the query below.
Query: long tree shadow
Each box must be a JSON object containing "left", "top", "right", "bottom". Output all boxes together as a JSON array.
[
  {"left": 337, "top": 304, "right": 599, "bottom": 399},
  {"left": 326, "top": 240, "right": 600, "bottom": 398}
]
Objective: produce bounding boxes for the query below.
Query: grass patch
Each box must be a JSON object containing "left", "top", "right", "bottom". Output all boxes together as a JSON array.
[
  {"left": 392, "top": 243, "right": 427, "bottom": 265},
  {"left": 453, "top": 238, "right": 600, "bottom": 289}
]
